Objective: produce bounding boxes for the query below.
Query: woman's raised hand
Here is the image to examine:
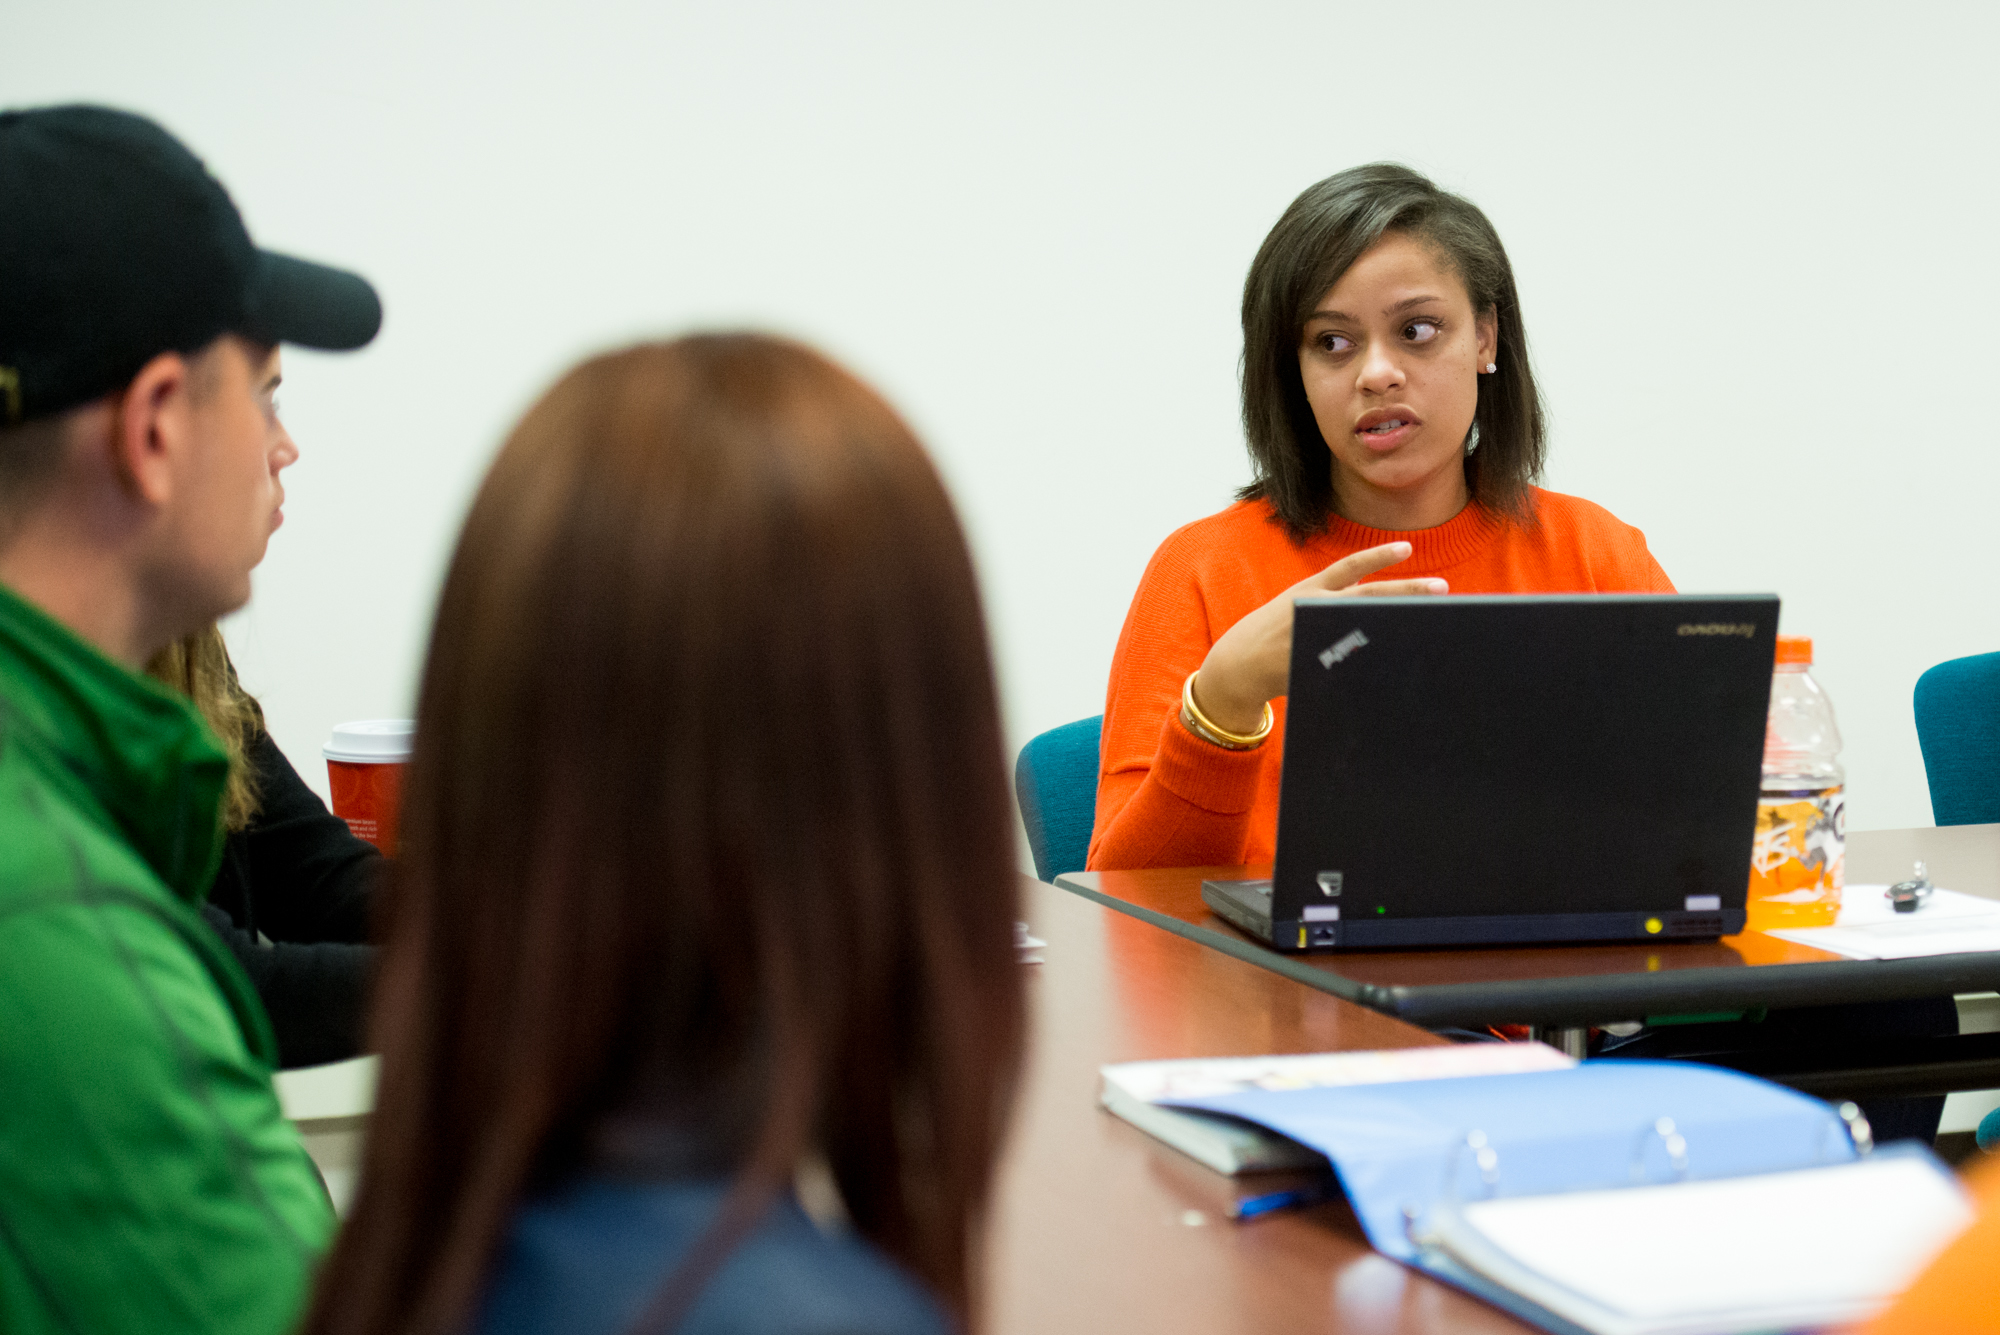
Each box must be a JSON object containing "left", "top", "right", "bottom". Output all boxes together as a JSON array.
[{"left": 1190, "top": 542, "right": 1446, "bottom": 735}]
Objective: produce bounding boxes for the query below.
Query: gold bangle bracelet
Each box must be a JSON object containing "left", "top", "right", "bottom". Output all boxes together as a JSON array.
[{"left": 1181, "top": 671, "right": 1274, "bottom": 750}]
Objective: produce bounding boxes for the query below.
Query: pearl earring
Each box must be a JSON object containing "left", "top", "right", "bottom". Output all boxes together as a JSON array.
[{"left": 1484, "top": 362, "right": 1497, "bottom": 374}]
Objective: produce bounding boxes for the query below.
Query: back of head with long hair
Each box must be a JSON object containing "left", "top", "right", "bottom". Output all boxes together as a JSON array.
[
  {"left": 1240, "top": 162, "right": 1547, "bottom": 539},
  {"left": 147, "top": 623, "right": 262, "bottom": 831},
  {"left": 301, "top": 334, "right": 1025, "bottom": 1335}
]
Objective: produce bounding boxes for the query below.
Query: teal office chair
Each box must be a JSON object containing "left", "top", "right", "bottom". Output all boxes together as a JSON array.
[
  {"left": 1914, "top": 652, "right": 2000, "bottom": 826},
  {"left": 1015, "top": 715, "right": 1102, "bottom": 882}
]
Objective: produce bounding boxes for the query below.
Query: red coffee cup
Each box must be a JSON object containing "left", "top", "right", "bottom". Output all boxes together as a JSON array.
[{"left": 324, "top": 719, "right": 414, "bottom": 856}]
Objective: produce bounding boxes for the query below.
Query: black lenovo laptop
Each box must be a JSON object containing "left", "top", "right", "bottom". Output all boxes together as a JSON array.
[{"left": 1202, "top": 595, "right": 1777, "bottom": 952}]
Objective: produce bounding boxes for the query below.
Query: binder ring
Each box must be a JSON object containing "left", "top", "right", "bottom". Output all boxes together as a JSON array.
[
  {"left": 1402, "top": 1203, "right": 1437, "bottom": 1251},
  {"left": 1630, "top": 1116, "right": 1690, "bottom": 1183},
  {"left": 1417, "top": 1129, "right": 1505, "bottom": 1244},
  {"left": 1814, "top": 1101, "right": 1874, "bottom": 1162},
  {"left": 1837, "top": 1101, "right": 1874, "bottom": 1158},
  {"left": 1442, "top": 1128, "right": 1503, "bottom": 1202}
]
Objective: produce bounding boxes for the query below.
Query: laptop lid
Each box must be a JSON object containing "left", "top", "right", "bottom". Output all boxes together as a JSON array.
[{"left": 1269, "top": 594, "right": 1777, "bottom": 950}]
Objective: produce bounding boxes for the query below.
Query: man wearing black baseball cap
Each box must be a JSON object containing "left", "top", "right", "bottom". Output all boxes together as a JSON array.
[{"left": 0, "top": 105, "right": 379, "bottom": 1335}]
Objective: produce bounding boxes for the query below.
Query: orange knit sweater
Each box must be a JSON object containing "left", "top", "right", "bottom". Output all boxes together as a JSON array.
[
  {"left": 1860, "top": 1152, "right": 2000, "bottom": 1335},
  {"left": 1088, "top": 490, "right": 1676, "bottom": 871}
]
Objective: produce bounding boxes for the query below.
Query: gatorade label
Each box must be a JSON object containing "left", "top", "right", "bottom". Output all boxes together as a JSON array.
[{"left": 1746, "top": 786, "right": 1845, "bottom": 927}]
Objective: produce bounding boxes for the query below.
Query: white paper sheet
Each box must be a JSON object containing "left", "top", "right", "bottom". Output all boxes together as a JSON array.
[
  {"left": 1441, "top": 1152, "right": 1973, "bottom": 1335},
  {"left": 274, "top": 1054, "right": 378, "bottom": 1122},
  {"left": 1764, "top": 884, "right": 2000, "bottom": 960},
  {"left": 1103, "top": 1041, "right": 1574, "bottom": 1103}
]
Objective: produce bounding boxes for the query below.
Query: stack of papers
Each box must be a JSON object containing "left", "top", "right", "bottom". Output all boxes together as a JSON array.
[
  {"left": 1100, "top": 1045, "right": 1575, "bottom": 1175},
  {"left": 1106, "top": 1043, "right": 1575, "bottom": 1103},
  {"left": 1764, "top": 884, "right": 2000, "bottom": 959}
]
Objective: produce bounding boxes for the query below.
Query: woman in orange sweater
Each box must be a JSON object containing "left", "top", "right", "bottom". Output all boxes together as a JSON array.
[{"left": 1091, "top": 164, "right": 1673, "bottom": 872}]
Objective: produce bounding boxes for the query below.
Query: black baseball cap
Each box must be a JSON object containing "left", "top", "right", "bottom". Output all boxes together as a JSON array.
[{"left": 0, "top": 104, "right": 382, "bottom": 426}]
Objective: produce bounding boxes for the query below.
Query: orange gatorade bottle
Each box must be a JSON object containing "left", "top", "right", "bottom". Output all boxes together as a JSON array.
[{"left": 1746, "top": 636, "right": 1845, "bottom": 929}]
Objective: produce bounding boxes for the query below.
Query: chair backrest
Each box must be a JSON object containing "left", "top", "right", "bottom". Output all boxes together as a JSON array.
[
  {"left": 1015, "top": 715, "right": 1103, "bottom": 882},
  {"left": 1914, "top": 652, "right": 2000, "bottom": 826}
]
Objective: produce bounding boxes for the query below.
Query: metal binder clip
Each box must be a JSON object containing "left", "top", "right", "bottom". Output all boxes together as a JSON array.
[
  {"left": 1630, "top": 1116, "right": 1690, "bottom": 1183},
  {"left": 1886, "top": 861, "right": 1933, "bottom": 914},
  {"left": 1838, "top": 1101, "right": 1874, "bottom": 1156}
]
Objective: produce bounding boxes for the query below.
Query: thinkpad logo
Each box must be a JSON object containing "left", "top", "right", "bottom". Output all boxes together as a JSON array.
[
  {"left": 1676, "top": 623, "right": 1756, "bottom": 639},
  {"left": 1319, "top": 629, "right": 1368, "bottom": 668}
]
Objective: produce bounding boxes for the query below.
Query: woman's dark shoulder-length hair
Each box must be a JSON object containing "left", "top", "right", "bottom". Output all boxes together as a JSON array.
[
  {"left": 1239, "top": 162, "right": 1547, "bottom": 540},
  {"left": 300, "top": 334, "right": 1025, "bottom": 1335}
]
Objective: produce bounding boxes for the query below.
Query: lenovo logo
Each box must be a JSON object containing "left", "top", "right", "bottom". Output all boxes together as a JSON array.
[
  {"left": 1676, "top": 623, "right": 1756, "bottom": 639},
  {"left": 1319, "top": 630, "right": 1368, "bottom": 668}
]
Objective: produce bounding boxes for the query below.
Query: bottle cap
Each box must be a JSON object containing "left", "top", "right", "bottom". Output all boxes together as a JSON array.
[{"left": 1774, "top": 635, "right": 1813, "bottom": 666}]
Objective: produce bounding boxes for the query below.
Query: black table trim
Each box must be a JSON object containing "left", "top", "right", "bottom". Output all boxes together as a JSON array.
[{"left": 1053, "top": 873, "right": 2000, "bottom": 1028}]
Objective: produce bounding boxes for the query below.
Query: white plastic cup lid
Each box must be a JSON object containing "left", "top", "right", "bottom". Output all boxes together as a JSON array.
[{"left": 324, "top": 719, "right": 416, "bottom": 764}]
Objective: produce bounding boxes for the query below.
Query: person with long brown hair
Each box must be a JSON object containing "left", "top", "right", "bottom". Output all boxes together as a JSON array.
[{"left": 302, "top": 334, "right": 1025, "bottom": 1335}]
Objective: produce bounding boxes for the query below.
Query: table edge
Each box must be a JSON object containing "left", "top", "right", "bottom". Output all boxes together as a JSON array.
[{"left": 1052, "top": 874, "right": 2000, "bottom": 1027}]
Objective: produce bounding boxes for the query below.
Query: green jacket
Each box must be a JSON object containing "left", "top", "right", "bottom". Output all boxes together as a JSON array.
[{"left": 0, "top": 583, "right": 333, "bottom": 1334}]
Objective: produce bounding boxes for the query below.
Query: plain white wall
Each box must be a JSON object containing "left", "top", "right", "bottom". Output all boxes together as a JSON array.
[{"left": 10, "top": 1, "right": 1999, "bottom": 836}]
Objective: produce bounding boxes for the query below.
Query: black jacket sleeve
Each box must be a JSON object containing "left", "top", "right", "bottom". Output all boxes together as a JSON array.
[
  {"left": 204, "top": 729, "right": 385, "bottom": 1068},
  {"left": 212, "top": 729, "right": 383, "bottom": 944},
  {"left": 199, "top": 900, "right": 374, "bottom": 1069}
]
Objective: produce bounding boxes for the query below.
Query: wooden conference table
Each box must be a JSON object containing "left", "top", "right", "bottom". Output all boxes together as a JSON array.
[
  {"left": 1054, "top": 824, "right": 2000, "bottom": 1100},
  {"left": 984, "top": 874, "right": 1530, "bottom": 1334},
  {"left": 290, "top": 874, "right": 1518, "bottom": 1333},
  {"left": 294, "top": 837, "right": 1999, "bottom": 1333}
]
